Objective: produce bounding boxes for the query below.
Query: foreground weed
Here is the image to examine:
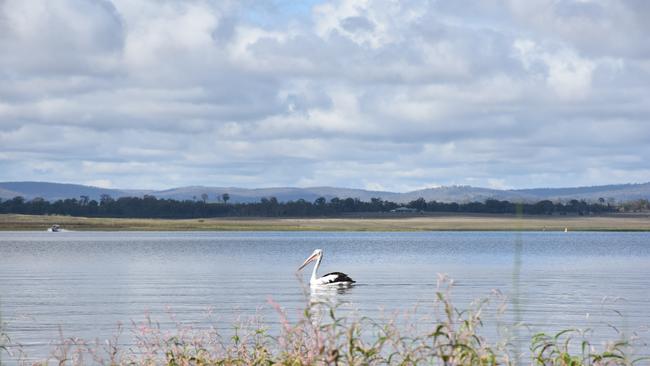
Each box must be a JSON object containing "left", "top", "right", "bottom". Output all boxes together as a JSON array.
[
  {"left": 530, "top": 328, "right": 649, "bottom": 366},
  {"left": 1, "top": 277, "right": 645, "bottom": 365}
]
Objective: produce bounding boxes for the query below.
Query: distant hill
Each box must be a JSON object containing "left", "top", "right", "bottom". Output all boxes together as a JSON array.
[
  {"left": 1, "top": 181, "right": 649, "bottom": 204},
  {"left": 0, "top": 182, "right": 144, "bottom": 202},
  {"left": 514, "top": 183, "right": 650, "bottom": 202},
  {"left": 392, "top": 186, "right": 536, "bottom": 203},
  {"left": 151, "top": 186, "right": 393, "bottom": 203}
]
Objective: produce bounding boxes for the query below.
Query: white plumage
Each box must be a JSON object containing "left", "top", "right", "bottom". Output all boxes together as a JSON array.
[{"left": 298, "top": 249, "right": 355, "bottom": 287}]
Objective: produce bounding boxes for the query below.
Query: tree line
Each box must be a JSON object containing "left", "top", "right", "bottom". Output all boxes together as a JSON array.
[{"left": 0, "top": 194, "right": 621, "bottom": 218}]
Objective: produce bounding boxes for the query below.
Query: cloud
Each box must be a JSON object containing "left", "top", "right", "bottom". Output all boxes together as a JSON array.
[
  {"left": 0, "top": 0, "right": 124, "bottom": 76},
  {"left": 513, "top": 39, "right": 596, "bottom": 100},
  {"left": 0, "top": 0, "right": 649, "bottom": 191}
]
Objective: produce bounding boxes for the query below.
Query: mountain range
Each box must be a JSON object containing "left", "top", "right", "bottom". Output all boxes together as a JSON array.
[{"left": 1, "top": 181, "right": 650, "bottom": 204}]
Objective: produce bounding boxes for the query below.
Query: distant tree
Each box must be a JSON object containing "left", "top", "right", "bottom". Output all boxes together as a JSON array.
[
  {"left": 79, "top": 195, "right": 89, "bottom": 206},
  {"left": 407, "top": 197, "right": 427, "bottom": 211},
  {"left": 0, "top": 193, "right": 617, "bottom": 219},
  {"left": 222, "top": 193, "right": 230, "bottom": 204},
  {"left": 607, "top": 197, "right": 616, "bottom": 207},
  {"left": 343, "top": 197, "right": 356, "bottom": 211},
  {"left": 100, "top": 194, "right": 114, "bottom": 205},
  {"left": 534, "top": 200, "right": 555, "bottom": 215},
  {"left": 621, "top": 199, "right": 650, "bottom": 212},
  {"left": 201, "top": 193, "right": 208, "bottom": 203}
]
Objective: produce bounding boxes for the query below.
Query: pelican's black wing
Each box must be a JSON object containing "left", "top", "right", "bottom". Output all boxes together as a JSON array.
[{"left": 321, "top": 272, "right": 355, "bottom": 284}]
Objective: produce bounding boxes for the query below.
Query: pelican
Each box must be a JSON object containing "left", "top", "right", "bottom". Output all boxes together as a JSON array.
[{"left": 298, "top": 249, "right": 355, "bottom": 287}]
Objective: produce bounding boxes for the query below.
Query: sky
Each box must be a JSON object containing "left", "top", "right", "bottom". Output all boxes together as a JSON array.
[{"left": 0, "top": 0, "right": 649, "bottom": 192}]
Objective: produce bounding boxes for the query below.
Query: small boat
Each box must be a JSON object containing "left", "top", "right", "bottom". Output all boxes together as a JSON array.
[{"left": 48, "top": 224, "right": 61, "bottom": 232}]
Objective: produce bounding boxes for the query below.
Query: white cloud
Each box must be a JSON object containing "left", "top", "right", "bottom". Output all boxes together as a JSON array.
[
  {"left": 513, "top": 39, "right": 596, "bottom": 100},
  {"left": 0, "top": 0, "right": 648, "bottom": 190}
]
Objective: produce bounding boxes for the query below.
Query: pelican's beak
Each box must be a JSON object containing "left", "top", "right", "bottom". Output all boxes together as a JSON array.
[{"left": 298, "top": 252, "right": 319, "bottom": 271}]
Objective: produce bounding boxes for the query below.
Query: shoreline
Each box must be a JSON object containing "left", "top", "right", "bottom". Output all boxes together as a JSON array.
[{"left": 1, "top": 213, "right": 649, "bottom": 231}]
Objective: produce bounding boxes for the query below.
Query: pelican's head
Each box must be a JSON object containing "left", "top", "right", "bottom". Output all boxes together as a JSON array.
[{"left": 298, "top": 249, "right": 322, "bottom": 270}]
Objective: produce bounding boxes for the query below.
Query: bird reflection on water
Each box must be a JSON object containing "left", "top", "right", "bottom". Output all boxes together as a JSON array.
[
  {"left": 309, "top": 283, "right": 354, "bottom": 304},
  {"left": 305, "top": 284, "right": 356, "bottom": 325}
]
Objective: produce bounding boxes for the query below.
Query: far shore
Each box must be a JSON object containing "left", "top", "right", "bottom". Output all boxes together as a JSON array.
[{"left": 1, "top": 213, "right": 649, "bottom": 231}]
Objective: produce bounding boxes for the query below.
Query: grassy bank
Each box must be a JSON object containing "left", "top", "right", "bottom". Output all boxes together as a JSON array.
[
  {"left": 0, "top": 213, "right": 649, "bottom": 231},
  {"left": 1, "top": 278, "right": 644, "bottom": 365}
]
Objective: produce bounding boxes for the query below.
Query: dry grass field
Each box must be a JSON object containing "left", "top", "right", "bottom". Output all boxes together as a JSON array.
[{"left": 1, "top": 213, "right": 649, "bottom": 231}]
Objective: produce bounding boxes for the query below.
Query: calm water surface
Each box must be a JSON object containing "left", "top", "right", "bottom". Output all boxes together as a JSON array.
[{"left": 1, "top": 231, "right": 649, "bottom": 359}]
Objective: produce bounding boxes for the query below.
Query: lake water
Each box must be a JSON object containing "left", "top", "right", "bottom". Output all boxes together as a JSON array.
[{"left": 1, "top": 231, "right": 649, "bottom": 361}]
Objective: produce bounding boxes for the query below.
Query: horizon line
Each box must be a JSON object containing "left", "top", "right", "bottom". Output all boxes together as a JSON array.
[{"left": 1, "top": 180, "right": 649, "bottom": 195}]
